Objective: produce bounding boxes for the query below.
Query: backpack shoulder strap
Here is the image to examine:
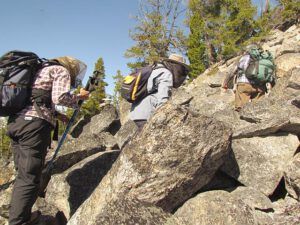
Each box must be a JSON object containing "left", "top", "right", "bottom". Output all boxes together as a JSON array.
[{"left": 40, "top": 59, "right": 62, "bottom": 68}]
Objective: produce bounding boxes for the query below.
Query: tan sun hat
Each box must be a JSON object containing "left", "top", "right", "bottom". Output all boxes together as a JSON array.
[
  {"left": 53, "top": 56, "right": 87, "bottom": 86},
  {"left": 164, "top": 53, "right": 189, "bottom": 70}
]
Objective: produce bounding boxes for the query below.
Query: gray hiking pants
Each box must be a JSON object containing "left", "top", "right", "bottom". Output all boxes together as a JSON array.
[{"left": 7, "top": 116, "right": 51, "bottom": 225}]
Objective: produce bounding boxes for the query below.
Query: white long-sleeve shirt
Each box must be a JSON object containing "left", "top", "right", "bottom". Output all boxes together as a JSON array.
[{"left": 236, "top": 54, "right": 251, "bottom": 84}]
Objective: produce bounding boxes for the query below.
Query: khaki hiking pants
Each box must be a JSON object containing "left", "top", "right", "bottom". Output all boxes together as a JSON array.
[{"left": 235, "top": 83, "right": 265, "bottom": 111}]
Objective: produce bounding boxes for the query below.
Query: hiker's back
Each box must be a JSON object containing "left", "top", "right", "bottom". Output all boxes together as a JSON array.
[
  {"left": 244, "top": 47, "right": 276, "bottom": 86},
  {"left": 130, "top": 65, "right": 173, "bottom": 121},
  {"left": 19, "top": 64, "right": 69, "bottom": 124},
  {"left": 233, "top": 45, "right": 276, "bottom": 111}
]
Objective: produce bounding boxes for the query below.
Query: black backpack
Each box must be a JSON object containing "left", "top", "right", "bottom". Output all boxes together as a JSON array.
[
  {"left": 121, "top": 64, "right": 161, "bottom": 103},
  {"left": 0, "top": 50, "right": 58, "bottom": 117}
]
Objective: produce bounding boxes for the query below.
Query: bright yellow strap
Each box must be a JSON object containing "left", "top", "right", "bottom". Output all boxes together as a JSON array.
[
  {"left": 131, "top": 72, "right": 142, "bottom": 101},
  {"left": 123, "top": 75, "right": 135, "bottom": 84}
]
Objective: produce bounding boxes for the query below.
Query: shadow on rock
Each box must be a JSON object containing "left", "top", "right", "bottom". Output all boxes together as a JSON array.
[
  {"left": 39, "top": 211, "right": 68, "bottom": 225},
  {"left": 220, "top": 148, "right": 241, "bottom": 180},
  {"left": 66, "top": 151, "right": 119, "bottom": 215}
]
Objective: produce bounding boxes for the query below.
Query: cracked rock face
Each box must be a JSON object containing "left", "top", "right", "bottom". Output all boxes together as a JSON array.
[
  {"left": 95, "top": 197, "right": 172, "bottom": 225},
  {"left": 284, "top": 153, "right": 300, "bottom": 200},
  {"left": 221, "top": 134, "right": 299, "bottom": 196},
  {"left": 44, "top": 150, "right": 120, "bottom": 219},
  {"left": 168, "top": 190, "right": 257, "bottom": 225},
  {"left": 68, "top": 100, "right": 232, "bottom": 225}
]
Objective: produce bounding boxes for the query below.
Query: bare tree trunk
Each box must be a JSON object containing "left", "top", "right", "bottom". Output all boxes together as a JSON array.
[{"left": 204, "top": 33, "right": 216, "bottom": 66}]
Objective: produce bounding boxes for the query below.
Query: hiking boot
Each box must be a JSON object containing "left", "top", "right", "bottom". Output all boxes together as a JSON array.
[{"left": 21, "top": 211, "right": 41, "bottom": 225}]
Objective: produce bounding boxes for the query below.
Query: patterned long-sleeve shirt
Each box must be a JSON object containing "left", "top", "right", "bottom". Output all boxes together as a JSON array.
[{"left": 19, "top": 65, "right": 80, "bottom": 125}]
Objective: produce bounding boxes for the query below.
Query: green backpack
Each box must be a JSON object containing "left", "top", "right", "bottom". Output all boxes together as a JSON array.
[{"left": 245, "top": 48, "right": 276, "bottom": 85}]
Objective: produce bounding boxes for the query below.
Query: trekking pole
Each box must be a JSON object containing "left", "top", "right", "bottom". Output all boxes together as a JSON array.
[{"left": 38, "top": 72, "right": 98, "bottom": 198}]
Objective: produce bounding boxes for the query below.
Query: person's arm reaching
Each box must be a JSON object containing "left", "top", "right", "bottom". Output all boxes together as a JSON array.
[{"left": 51, "top": 66, "right": 89, "bottom": 108}]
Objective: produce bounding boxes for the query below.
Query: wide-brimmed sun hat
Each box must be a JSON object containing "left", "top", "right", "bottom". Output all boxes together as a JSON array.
[
  {"left": 164, "top": 53, "right": 190, "bottom": 70},
  {"left": 53, "top": 56, "right": 87, "bottom": 87}
]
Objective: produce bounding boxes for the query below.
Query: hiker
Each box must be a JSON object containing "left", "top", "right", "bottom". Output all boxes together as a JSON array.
[
  {"left": 222, "top": 44, "right": 275, "bottom": 111},
  {"left": 130, "top": 54, "right": 189, "bottom": 131},
  {"left": 6, "top": 56, "right": 89, "bottom": 225}
]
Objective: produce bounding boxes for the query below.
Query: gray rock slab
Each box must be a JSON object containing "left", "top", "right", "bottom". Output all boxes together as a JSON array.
[
  {"left": 81, "top": 104, "right": 120, "bottom": 136},
  {"left": 45, "top": 150, "right": 120, "bottom": 219},
  {"left": 275, "top": 53, "right": 300, "bottom": 78},
  {"left": 50, "top": 132, "right": 118, "bottom": 174},
  {"left": 284, "top": 153, "right": 300, "bottom": 200},
  {"left": 119, "top": 98, "right": 132, "bottom": 125},
  {"left": 168, "top": 190, "right": 257, "bottom": 225},
  {"left": 229, "top": 186, "right": 273, "bottom": 211},
  {"left": 187, "top": 83, "right": 235, "bottom": 116},
  {"left": 69, "top": 115, "right": 91, "bottom": 138},
  {"left": 95, "top": 197, "right": 172, "bottom": 225},
  {"left": 114, "top": 120, "right": 138, "bottom": 150},
  {"left": 287, "top": 67, "right": 300, "bottom": 91},
  {"left": 68, "top": 101, "right": 232, "bottom": 225},
  {"left": 235, "top": 98, "right": 300, "bottom": 138},
  {"left": 221, "top": 134, "right": 299, "bottom": 196},
  {"left": 271, "top": 196, "right": 300, "bottom": 225}
]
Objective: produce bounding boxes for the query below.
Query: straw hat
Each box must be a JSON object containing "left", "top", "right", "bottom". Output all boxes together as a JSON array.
[
  {"left": 164, "top": 53, "right": 189, "bottom": 69},
  {"left": 53, "top": 56, "right": 87, "bottom": 86}
]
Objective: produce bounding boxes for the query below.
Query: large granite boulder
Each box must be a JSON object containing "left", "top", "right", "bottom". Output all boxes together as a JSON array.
[
  {"left": 95, "top": 197, "right": 171, "bottom": 225},
  {"left": 229, "top": 186, "right": 273, "bottom": 211},
  {"left": 118, "top": 98, "right": 132, "bottom": 125},
  {"left": 68, "top": 99, "right": 232, "bottom": 225},
  {"left": 267, "top": 196, "right": 300, "bottom": 225},
  {"left": 44, "top": 150, "right": 120, "bottom": 219},
  {"left": 235, "top": 98, "right": 300, "bottom": 138},
  {"left": 275, "top": 53, "right": 300, "bottom": 78},
  {"left": 81, "top": 104, "right": 120, "bottom": 136},
  {"left": 69, "top": 115, "right": 91, "bottom": 138},
  {"left": 114, "top": 119, "right": 138, "bottom": 150},
  {"left": 221, "top": 133, "right": 299, "bottom": 196},
  {"left": 262, "top": 25, "right": 300, "bottom": 58},
  {"left": 167, "top": 190, "right": 257, "bottom": 225},
  {"left": 49, "top": 132, "right": 118, "bottom": 174},
  {"left": 284, "top": 153, "right": 300, "bottom": 200},
  {"left": 0, "top": 161, "right": 14, "bottom": 187}
]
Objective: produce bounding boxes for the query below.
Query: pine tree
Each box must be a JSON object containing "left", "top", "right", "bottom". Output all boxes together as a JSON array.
[
  {"left": 0, "top": 120, "right": 10, "bottom": 158},
  {"left": 81, "top": 57, "right": 107, "bottom": 116},
  {"left": 280, "top": 0, "right": 300, "bottom": 24},
  {"left": 125, "top": 0, "right": 187, "bottom": 70},
  {"left": 218, "top": 0, "right": 257, "bottom": 59},
  {"left": 187, "top": 0, "right": 207, "bottom": 79},
  {"left": 187, "top": 0, "right": 257, "bottom": 76},
  {"left": 112, "top": 70, "right": 124, "bottom": 106},
  {"left": 67, "top": 57, "right": 107, "bottom": 120}
]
